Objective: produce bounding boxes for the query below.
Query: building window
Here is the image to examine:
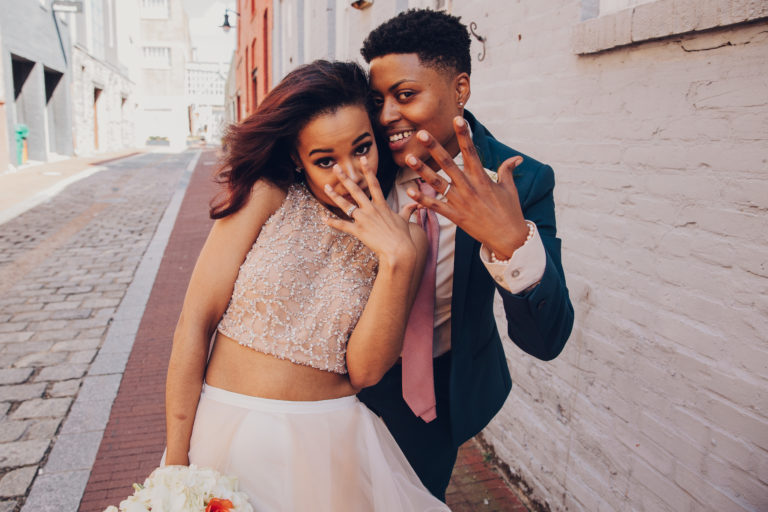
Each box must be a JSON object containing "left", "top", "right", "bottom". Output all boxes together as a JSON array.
[
  {"left": 141, "top": 0, "right": 169, "bottom": 19},
  {"left": 142, "top": 46, "right": 171, "bottom": 68},
  {"left": 186, "top": 68, "right": 226, "bottom": 97}
]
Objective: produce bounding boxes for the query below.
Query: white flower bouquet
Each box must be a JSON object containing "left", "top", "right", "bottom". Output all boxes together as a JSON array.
[{"left": 103, "top": 465, "right": 253, "bottom": 512}]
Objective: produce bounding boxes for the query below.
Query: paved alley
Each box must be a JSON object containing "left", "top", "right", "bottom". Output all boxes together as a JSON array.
[{"left": 0, "top": 149, "right": 525, "bottom": 512}]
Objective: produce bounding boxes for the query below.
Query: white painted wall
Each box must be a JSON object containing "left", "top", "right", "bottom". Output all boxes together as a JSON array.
[
  {"left": 273, "top": 1, "right": 768, "bottom": 510},
  {"left": 273, "top": 0, "right": 437, "bottom": 81},
  {"left": 458, "top": 1, "right": 768, "bottom": 511}
]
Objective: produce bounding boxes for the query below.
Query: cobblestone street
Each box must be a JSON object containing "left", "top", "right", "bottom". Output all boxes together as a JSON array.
[
  {"left": 0, "top": 149, "right": 525, "bottom": 512},
  {"left": 0, "top": 151, "right": 196, "bottom": 511}
]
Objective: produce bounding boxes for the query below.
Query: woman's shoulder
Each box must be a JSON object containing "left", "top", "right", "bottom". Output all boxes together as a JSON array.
[
  {"left": 213, "top": 180, "right": 289, "bottom": 243},
  {"left": 248, "top": 179, "right": 289, "bottom": 215}
]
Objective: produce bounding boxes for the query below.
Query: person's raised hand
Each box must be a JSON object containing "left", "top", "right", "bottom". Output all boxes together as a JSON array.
[
  {"left": 404, "top": 116, "right": 529, "bottom": 259},
  {"left": 324, "top": 156, "right": 420, "bottom": 266}
]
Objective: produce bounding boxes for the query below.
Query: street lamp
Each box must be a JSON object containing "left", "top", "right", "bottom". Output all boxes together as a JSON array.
[{"left": 220, "top": 8, "right": 240, "bottom": 33}]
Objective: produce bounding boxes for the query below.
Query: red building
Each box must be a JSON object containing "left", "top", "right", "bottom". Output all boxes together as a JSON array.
[{"left": 234, "top": 0, "right": 272, "bottom": 120}]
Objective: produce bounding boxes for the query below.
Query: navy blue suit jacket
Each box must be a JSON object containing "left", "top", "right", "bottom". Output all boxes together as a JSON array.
[{"left": 447, "top": 111, "right": 574, "bottom": 445}]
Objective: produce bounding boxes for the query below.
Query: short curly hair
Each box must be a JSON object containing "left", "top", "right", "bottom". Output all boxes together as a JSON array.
[{"left": 361, "top": 9, "right": 471, "bottom": 76}]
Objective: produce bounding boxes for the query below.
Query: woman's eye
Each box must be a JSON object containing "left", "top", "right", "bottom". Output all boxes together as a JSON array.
[
  {"left": 371, "top": 96, "right": 384, "bottom": 108},
  {"left": 396, "top": 91, "right": 414, "bottom": 102},
  {"left": 354, "top": 142, "right": 372, "bottom": 156},
  {"left": 314, "top": 158, "right": 335, "bottom": 169}
]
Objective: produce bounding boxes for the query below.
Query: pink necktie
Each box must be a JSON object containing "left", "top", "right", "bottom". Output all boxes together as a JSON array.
[{"left": 401, "top": 180, "right": 438, "bottom": 422}]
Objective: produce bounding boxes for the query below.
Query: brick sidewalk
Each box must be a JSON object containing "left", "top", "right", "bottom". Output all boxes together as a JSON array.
[{"left": 79, "top": 149, "right": 527, "bottom": 511}]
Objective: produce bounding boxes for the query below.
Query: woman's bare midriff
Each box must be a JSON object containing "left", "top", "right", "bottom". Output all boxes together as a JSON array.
[{"left": 204, "top": 332, "right": 358, "bottom": 401}]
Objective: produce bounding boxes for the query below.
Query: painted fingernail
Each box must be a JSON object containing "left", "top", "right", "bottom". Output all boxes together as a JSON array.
[
  {"left": 455, "top": 117, "right": 465, "bottom": 127},
  {"left": 407, "top": 189, "right": 417, "bottom": 197},
  {"left": 360, "top": 155, "right": 368, "bottom": 165},
  {"left": 324, "top": 184, "right": 333, "bottom": 192},
  {"left": 417, "top": 131, "right": 429, "bottom": 142},
  {"left": 407, "top": 155, "right": 418, "bottom": 166}
]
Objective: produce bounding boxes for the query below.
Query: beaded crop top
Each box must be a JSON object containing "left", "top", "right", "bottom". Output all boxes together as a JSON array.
[{"left": 217, "top": 183, "right": 378, "bottom": 374}]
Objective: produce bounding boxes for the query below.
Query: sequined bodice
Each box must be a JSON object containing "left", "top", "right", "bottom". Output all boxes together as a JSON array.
[{"left": 217, "top": 183, "right": 378, "bottom": 374}]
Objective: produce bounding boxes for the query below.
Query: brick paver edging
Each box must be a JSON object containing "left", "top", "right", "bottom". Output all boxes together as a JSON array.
[
  {"left": 19, "top": 151, "right": 202, "bottom": 512},
  {"left": 78, "top": 149, "right": 216, "bottom": 512}
]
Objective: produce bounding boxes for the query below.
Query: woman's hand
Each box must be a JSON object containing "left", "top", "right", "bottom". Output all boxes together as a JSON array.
[
  {"left": 330, "top": 156, "right": 428, "bottom": 388},
  {"left": 324, "top": 156, "right": 421, "bottom": 268}
]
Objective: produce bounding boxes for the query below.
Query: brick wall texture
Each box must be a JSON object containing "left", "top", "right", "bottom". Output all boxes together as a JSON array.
[{"left": 447, "top": 1, "right": 768, "bottom": 511}]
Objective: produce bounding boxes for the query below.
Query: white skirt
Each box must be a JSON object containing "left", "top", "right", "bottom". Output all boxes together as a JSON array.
[{"left": 186, "top": 384, "right": 450, "bottom": 512}]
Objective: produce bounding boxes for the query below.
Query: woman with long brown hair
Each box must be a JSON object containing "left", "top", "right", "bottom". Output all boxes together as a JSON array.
[{"left": 163, "top": 60, "right": 449, "bottom": 510}]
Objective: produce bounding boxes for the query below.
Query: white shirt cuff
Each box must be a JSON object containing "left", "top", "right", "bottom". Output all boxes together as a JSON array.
[{"left": 480, "top": 221, "right": 546, "bottom": 294}]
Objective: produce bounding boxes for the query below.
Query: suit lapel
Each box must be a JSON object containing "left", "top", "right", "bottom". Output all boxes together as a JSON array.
[{"left": 451, "top": 227, "right": 478, "bottom": 346}]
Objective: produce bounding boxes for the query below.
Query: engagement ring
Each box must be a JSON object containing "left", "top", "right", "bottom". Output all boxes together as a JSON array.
[{"left": 345, "top": 205, "right": 358, "bottom": 218}]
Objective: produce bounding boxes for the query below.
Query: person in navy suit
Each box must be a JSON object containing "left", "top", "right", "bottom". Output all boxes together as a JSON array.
[{"left": 357, "top": 9, "right": 575, "bottom": 501}]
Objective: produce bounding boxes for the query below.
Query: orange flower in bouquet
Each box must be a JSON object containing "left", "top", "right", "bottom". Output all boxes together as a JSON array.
[{"left": 205, "top": 498, "right": 234, "bottom": 512}]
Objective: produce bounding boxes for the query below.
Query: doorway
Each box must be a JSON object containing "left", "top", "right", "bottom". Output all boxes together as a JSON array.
[
  {"left": 93, "top": 87, "right": 103, "bottom": 150},
  {"left": 44, "top": 68, "right": 64, "bottom": 155}
]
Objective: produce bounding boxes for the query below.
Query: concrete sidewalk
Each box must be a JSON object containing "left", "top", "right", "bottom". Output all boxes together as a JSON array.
[{"left": 0, "top": 150, "right": 144, "bottom": 226}]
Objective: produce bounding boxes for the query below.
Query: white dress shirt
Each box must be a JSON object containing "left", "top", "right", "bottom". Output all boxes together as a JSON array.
[{"left": 387, "top": 152, "right": 546, "bottom": 356}]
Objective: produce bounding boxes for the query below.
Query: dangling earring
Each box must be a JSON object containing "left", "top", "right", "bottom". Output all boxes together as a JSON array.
[
  {"left": 458, "top": 101, "right": 464, "bottom": 108},
  {"left": 295, "top": 166, "right": 303, "bottom": 174}
]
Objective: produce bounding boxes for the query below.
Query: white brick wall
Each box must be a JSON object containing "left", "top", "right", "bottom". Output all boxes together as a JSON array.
[
  {"left": 453, "top": 1, "right": 768, "bottom": 510},
  {"left": 274, "top": 1, "right": 768, "bottom": 510}
]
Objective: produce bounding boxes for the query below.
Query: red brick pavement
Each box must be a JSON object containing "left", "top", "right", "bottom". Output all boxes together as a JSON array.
[
  {"left": 79, "top": 150, "right": 217, "bottom": 512},
  {"left": 79, "top": 148, "right": 527, "bottom": 511}
]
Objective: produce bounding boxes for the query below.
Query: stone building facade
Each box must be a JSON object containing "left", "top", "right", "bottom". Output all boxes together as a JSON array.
[
  {"left": 0, "top": 34, "right": 10, "bottom": 172},
  {"left": 61, "top": 0, "right": 136, "bottom": 156},
  {"left": 131, "top": 0, "right": 192, "bottom": 149},
  {"left": 69, "top": 47, "right": 135, "bottom": 155},
  {"left": 272, "top": 1, "right": 768, "bottom": 511},
  {"left": 224, "top": 49, "right": 238, "bottom": 127},
  {"left": 0, "top": 1, "right": 74, "bottom": 165},
  {"left": 186, "top": 61, "right": 226, "bottom": 144}
]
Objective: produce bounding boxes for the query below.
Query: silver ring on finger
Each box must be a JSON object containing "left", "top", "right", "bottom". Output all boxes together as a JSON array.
[
  {"left": 442, "top": 182, "right": 452, "bottom": 198},
  {"left": 345, "top": 204, "right": 358, "bottom": 218}
]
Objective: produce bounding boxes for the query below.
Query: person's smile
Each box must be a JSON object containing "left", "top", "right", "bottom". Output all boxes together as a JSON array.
[{"left": 386, "top": 129, "right": 416, "bottom": 152}]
